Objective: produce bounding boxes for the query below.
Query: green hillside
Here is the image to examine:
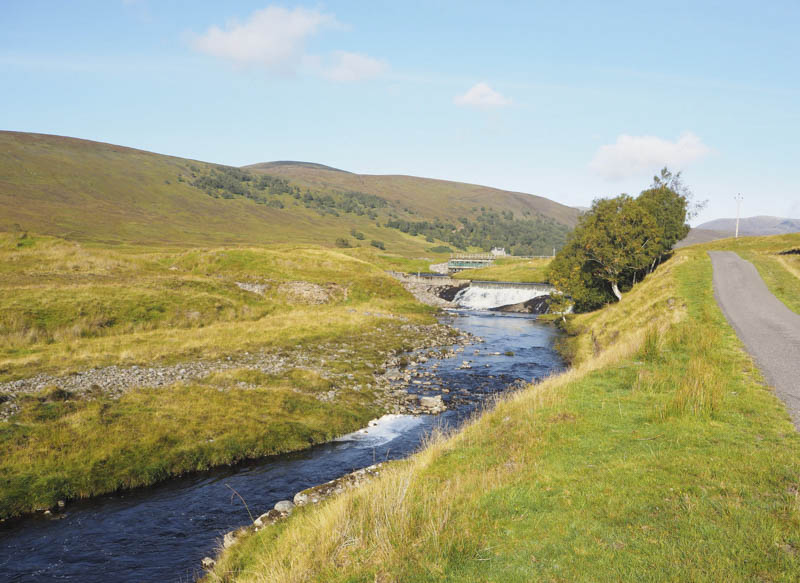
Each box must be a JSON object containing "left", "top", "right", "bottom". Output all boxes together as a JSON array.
[
  {"left": 247, "top": 161, "right": 580, "bottom": 227},
  {"left": 0, "top": 132, "right": 575, "bottom": 255}
]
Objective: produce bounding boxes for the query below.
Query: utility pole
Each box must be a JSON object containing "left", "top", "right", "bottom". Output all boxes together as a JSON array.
[{"left": 734, "top": 193, "right": 743, "bottom": 238}]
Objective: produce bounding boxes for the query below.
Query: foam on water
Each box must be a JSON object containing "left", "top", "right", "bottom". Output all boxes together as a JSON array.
[
  {"left": 454, "top": 285, "right": 550, "bottom": 310},
  {"left": 336, "top": 414, "right": 425, "bottom": 447}
]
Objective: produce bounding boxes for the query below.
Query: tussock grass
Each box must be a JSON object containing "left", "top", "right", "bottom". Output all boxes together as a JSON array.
[
  {"left": 452, "top": 257, "right": 552, "bottom": 283},
  {"left": 0, "top": 234, "right": 432, "bottom": 380},
  {"left": 207, "top": 241, "right": 800, "bottom": 582}
]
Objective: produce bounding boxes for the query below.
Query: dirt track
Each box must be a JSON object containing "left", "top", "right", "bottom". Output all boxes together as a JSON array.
[{"left": 709, "top": 251, "right": 800, "bottom": 428}]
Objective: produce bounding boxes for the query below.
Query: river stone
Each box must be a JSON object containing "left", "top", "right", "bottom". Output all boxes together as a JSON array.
[
  {"left": 201, "top": 557, "right": 216, "bottom": 569},
  {"left": 419, "top": 395, "right": 445, "bottom": 413},
  {"left": 222, "top": 530, "right": 237, "bottom": 549},
  {"left": 274, "top": 500, "right": 294, "bottom": 514}
]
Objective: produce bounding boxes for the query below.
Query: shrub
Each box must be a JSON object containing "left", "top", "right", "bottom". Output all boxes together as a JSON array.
[{"left": 370, "top": 240, "right": 385, "bottom": 250}]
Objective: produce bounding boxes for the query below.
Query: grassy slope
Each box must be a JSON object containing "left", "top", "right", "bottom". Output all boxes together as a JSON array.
[
  {"left": 0, "top": 132, "right": 442, "bottom": 255},
  {"left": 452, "top": 257, "right": 552, "bottom": 283},
  {"left": 208, "top": 236, "right": 800, "bottom": 582},
  {"left": 0, "top": 232, "right": 446, "bottom": 517},
  {"left": 0, "top": 132, "right": 573, "bottom": 257},
  {"left": 246, "top": 162, "right": 580, "bottom": 227}
]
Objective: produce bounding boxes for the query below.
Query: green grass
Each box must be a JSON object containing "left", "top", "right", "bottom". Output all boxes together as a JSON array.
[
  {"left": 0, "top": 233, "right": 435, "bottom": 381},
  {"left": 206, "top": 238, "right": 800, "bottom": 582},
  {"left": 0, "top": 323, "right": 421, "bottom": 518},
  {"left": 0, "top": 232, "right": 449, "bottom": 518},
  {"left": 452, "top": 257, "right": 552, "bottom": 283}
]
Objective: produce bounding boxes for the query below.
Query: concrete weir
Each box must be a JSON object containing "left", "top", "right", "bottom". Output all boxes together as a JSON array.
[
  {"left": 390, "top": 272, "right": 555, "bottom": 313},
  {"left": 453, "top": 281, "right": 554, "bottom": 311}
]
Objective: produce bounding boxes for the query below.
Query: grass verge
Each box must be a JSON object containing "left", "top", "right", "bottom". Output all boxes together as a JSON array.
[
  {"left": 452, "top": 257, "right": 552, "bottom": 283},
  {"left": 702, "top": 233, "right": 800, "bottom": 314},
  {"left": 206, "top": 240, "right": 800, "bottom": 582}
]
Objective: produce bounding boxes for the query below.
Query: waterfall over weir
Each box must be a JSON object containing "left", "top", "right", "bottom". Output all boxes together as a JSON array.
[{"left": 453, "top": 282, "right": 554, "bottom": 310}]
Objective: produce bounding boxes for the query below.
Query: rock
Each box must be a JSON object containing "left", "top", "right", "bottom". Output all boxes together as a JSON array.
[
  {"left": 419, "top": 395, "right": 445, "bottom": 414},
  {"left": 201, "top": 557, "right": 216, "bottom": 570},
  {"left": 222, "top": 530, "right": 238, "bottom": 549},
  {"left": 254, "top": 509, "right": 286, "bottom": 527},
  {"left": 56, "top": 500, "right": 65, "bottom": 509},
  {"left": 293, "top": 492, "right": 310, "bottom": 506},
  {"left": 274, "top": 500, "right": 294, "bottom": 514}
]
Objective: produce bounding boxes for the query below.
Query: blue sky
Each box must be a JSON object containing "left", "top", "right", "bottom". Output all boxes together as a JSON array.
[{"left": 2, "top": 1, "right": 799, "bottom": 224}]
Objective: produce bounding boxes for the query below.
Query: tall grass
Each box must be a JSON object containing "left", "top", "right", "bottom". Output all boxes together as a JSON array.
[{"left": 207, "top": 242, "right": 800, "bottom": 582}]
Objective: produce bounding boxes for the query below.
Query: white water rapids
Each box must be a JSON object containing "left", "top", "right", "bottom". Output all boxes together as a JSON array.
[{"left": 453, "top": 285, "right": 551, "bottom": 310}]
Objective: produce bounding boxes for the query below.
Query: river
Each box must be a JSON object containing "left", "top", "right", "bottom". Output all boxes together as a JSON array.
[{"left": 0, "top": 311, "right": 563, "bottom": 583}]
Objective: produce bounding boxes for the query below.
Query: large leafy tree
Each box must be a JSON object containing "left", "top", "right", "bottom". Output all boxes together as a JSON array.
[
  {"left": 637, "top": 168, "right": 693, "bottom": 269},
  {"left": 549, "top": 169, "right": 692, "bottom": 311}
]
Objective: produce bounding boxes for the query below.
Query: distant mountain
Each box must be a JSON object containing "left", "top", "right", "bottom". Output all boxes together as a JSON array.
[
  {"left": 695, "top": 216, "right": 800, "bottom": 236},
  {"left": 674, "top": 228, "right": 734, "bottom": 248},
  {"left": 0, "top": 132, "right": 577, "bottom": 254}
]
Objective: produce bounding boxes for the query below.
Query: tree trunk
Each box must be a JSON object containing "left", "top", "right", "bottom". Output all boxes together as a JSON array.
[{"left": 611, "top": 281, "right": 622, "bottom": 301}]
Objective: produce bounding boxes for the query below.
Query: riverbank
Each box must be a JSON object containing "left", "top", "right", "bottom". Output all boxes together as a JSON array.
[
  {"left": 0, "top": 309, "right": 563, "bottom": 582},
  {"left": 1, "top": 234, "right": 479, "bottom": 519},
  {"left": 205, "top": 236, "right": 800, "bottom": 582}
]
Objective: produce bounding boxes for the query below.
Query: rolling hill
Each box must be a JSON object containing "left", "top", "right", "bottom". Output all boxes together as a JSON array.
[
  {"left": 0, "top": 132, "right": 577, "bottom": 255},
  {"left": 246, "top": 160, "right": 580, "bottom": 227}
]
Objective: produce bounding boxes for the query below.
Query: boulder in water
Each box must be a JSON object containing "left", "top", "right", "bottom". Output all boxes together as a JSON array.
[
  {"left": 201, "top": 557, "right": 216, "bottom": 570},
  {"left": 419, "top": 395, "right": 445, "bottom": 414},
  {"left": 491, "top": 295, "right": 551, "bottom": 314}
]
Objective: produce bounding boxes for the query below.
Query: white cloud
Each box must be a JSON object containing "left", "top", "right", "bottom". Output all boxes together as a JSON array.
[
  {"left": 589, "top": 132, "right": 710, "bottom": 181},
  {"left": 454, "top": 82, "right": 512, "bottom": 108},
  {"left": 323, "top": 51, "right": 387, "bottom": 82},
  {"left": 189, "top": 6, "right": 387, "bottom": 82},
  {"left": 190, "top": 6, "right": 336, "bottom": 72}
]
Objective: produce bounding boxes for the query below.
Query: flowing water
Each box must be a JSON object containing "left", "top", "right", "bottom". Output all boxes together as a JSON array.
[
  {"left": 453, "top": 284, "right": 553, "bottom": 310},
  {"left": 0, "top": 311, "right": 563, "bottom": 583}
]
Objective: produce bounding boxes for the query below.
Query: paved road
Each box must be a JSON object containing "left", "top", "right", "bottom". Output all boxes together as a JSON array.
[{"left": 709, "top": 251, "right": 800, "bottom": 428}]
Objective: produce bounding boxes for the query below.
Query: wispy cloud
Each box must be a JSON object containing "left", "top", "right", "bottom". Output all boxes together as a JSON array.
[
  {"left": 322, "top": 51, "right": 387, "bottom": 82},
  {"left": 189, "top": 6, "right": 386, "bottom": 82},
  {"left": 454, "top": 82, "right": 511, "bottom": 108},
  {"left": 589, "top": 132, "right": 710, "bottom": 180}
]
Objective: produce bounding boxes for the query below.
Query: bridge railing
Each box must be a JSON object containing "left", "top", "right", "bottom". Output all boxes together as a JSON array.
[{"left": 468, "top": 280, "right": 553, "bottom": 290}]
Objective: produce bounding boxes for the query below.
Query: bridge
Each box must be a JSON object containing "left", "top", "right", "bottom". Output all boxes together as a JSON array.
[
  {"left": 468, "top": 280, "right": 552, "bottom": 292},
  {"left": 446, "top": 253, "right": 555, "bottom": 274}
]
